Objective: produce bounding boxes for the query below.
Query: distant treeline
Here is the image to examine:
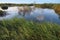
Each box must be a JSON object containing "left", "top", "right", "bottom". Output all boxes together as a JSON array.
[
  {"left": 0, "top": 3, "right": 60, "bottom": 7},
  {"left": 0, "top": 3, "right": 34, "bottom": 6}
]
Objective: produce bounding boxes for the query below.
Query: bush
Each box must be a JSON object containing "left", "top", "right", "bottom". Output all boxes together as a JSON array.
[
  {"left": 0, "top": 10, "right": 6, "bottom": 16},
  {"left": 1, "top": 6, "right": 8, "bottom": 10}
]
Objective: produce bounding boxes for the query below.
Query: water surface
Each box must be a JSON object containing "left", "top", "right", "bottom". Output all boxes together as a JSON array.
[{"left": 0, "top": 7, "right": 60, "bottom": 24}]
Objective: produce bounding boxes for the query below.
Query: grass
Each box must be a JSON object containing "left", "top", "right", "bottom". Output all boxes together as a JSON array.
[
  {"left": 0, "top": 18, "right": 60, "bottom": 40},
  {"left": 52, "top": 5, "right": 60, "bottom": 14}
]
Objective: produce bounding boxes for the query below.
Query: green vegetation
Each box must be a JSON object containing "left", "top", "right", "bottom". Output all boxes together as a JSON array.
[
  {"left": 0, "top": 3, "right": 60, "bottom": 14},
  {"left": 0, "top": 18, "right": 60, "bottom": 40},
  {"left": 0, "top": 10, "right": 6, "bottom": 16},
  {"left": 52, "top": 4, "right": 60, "bottom": 14},
  {"left": 0, "top": 3, "right": 60, "bottom": 40},
  {"left": 1, "top": 5, "right": 8, "bottom": 10},
  {"left": 35, "top": 4, "right": 60, "bottom": 14},
  {"left": 35, "top": 4, "right": 53, "bottom": 9}
]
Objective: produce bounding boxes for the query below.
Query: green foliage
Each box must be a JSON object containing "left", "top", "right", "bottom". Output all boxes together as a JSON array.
[
  {"left": 52, "top": 4, "right": 60, "bottom": 14},
  {"left": 35, "top": 4, "right": 53, "bottom": 8},
  {"left": 1, "top": 5, "right": 8, "bottom": 10},
  {"left": 34, "top": 4, "right": 60, "bottom": 15},
  {"left": 40, "top": 4, "right": 53, "bottom": 9},
  {"left": 0, "top": 10, "right": 6, "bottom": 16},
  {"left": 0, "top": 18, "right": 60, "bottom": 40}
]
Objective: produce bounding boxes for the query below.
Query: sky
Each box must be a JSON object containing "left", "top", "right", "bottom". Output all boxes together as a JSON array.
[{"left": 0, "top": 0, "right": 60, "bottom": 4}]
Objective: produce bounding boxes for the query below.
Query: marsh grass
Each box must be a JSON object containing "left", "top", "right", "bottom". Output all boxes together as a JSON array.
[{"left": 0, "top": 18, "right": 60, "bottom": 40}]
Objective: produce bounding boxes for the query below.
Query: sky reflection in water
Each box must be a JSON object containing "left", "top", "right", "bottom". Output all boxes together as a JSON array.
[{"left": 0, "top": 7, "right": 60, "bottom": 24}]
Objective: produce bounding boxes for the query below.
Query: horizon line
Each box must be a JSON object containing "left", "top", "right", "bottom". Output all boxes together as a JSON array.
[{"left": 0, "top": 2, "right": 60, "bottom": 4}]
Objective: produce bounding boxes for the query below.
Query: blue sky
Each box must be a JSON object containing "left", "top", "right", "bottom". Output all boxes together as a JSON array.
[{"left": 0, "top": 0, "right": 60, "bottom": 4}]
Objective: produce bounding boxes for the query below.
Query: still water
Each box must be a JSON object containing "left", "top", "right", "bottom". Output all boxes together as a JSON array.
[{"left": 0, "top": 6, "right": 60, "bottom": 24}]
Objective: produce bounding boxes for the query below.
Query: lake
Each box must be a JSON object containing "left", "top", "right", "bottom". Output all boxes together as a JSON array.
[{"left": 0, "top": 6, "right": 60, "bottom": 24}]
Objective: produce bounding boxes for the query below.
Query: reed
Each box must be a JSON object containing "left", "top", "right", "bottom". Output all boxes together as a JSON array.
[{"left": 0, "top": 18, "right": 60, "bottom": 40}]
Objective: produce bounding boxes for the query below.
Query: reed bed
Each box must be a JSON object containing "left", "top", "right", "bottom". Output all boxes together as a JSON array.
[{"left": 0, "top": 18, "right": 60, "bottom": 40}]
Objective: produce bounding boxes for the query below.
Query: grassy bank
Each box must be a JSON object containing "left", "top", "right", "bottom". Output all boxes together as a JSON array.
[
  {"left": 0, "top": 18, "right": 60, "bottom": 40},
  {"left": 52, "top": 4, "right": 60, "bottom": 14}
]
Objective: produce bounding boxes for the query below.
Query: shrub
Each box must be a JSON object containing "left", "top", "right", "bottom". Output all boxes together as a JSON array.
[
  {"left": 1, "top": 6, "right": 8, "bottom": 10},
  {"left": 0, "top": 10, "right": 6, "bottom": 16}
]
